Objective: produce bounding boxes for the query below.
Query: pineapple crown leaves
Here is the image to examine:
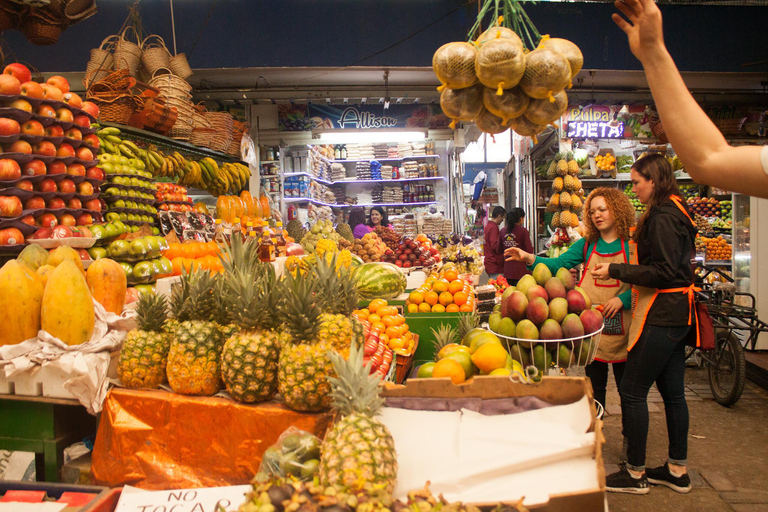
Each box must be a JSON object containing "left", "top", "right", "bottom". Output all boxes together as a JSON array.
[
  {"left": 327, "top": 341, "right": 385, "bottom": 418},
  {"left": 430, "top": 323, "right": 458, "bottom": 359},
  {"left": 171, "top": 268, "right": 220, "bottom": 323},
  {"left": 278, "top": 269, "right": 322, "bottom": 343},
  {"left": 309, "top": 252, "right": 359, "bottom": 316},
  {"left": 135, "top": 292, "right": 168, "bottom": 332},
  {"left": 222, "top": 263, "right": 284, "bottom": 332},
  {"left": 456, "top": 311, "right": 479, "bottom": 341},
  {"left": 219, "top": 234, "right": 262, "bottom": 276}
]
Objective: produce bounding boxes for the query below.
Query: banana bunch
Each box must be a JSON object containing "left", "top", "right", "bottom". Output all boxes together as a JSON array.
[
  {"left": 157, "top": 151, "right": 187, "bottom": 179},
  {"left": 94, "top": 126, "right": 145, "bottom": 161},
  {"left": 138, "top": 145, "right": 166, "bottom": 176},
  {"left": 178, "top": 159, "right": 203, "bottom": 187},
  {"left": 205, "top": 161, "right": 251, "bottom": 196}
]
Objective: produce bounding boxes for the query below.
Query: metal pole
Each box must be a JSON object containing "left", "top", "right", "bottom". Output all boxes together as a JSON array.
[{"left": 170, "top": 0, "right": 178, "bottom": 56}]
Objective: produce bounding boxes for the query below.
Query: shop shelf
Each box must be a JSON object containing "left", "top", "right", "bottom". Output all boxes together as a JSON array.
[
  {"left": 284, "top": 197, "right": 437, "bottom": 208},
  {"left": 329, "top": 154, "right": 440, "bottom": 163}
]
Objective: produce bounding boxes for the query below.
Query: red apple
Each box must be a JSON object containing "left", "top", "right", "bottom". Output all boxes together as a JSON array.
[
  {"left": 58, "top": 214, "right": 76, "bottom": 227},
  {"left": 0, "top": 158, "right": 21, "bottom": 180},
  {"left": 63, "top": 92, "right": 82, "bottom": 108},
  {"left": 67, "top": 198, "right": 82, "bottom": 209},
  {"left": 22, "top": 159, "right": 46, "bottom": 176},
  {"left": 36, "top": 213, "right": 57, "bottom": 228},
  {"left": 24, "top": 196, "right": 45, "bottom": 210},
  {"left": 73, "top": 115, "right": 90, "bottom": 129},
  {"left": 0, "top": 195, "right": 22, "bottom": 216},
  {"left": 75, "top": 213, "right": 93, "bottom": 226},
  {"left": 45, "top": 124, "right": 64, "bottom": 137},
  {"left": 76, "top": 249, "right": 90, "bottom": 260},
  {"left": 66, "top": 163, "right": 86, "bottom": 177},
  {"left": 19, "top": 80, "right": 42, "bottom": 99},
  {"left": 48, "top": 197, "right": 65, "bottom": 209},
  {"left": 51, "top": 225, "right": 73, "bottom": 238},
  {"left": 38, "top": 178, "right": 56, "bottom": 192},
  {"left": 55, "top": 108, "right": 73, "bottom": 123},
  {"left": 20, "top": 215, "right": 35, "bottom": 226},
  {"left": 36, "top": 104, "right": 56, "bottom": 119},
  {"left": 16, "top": 179, "right": 33, "bottom": 191},
  {"left": 58, "top": 179, "right": 76, "bottom": 193},
  {"left": 85, "top": 166, "right": 104, "bottom": 181},
  {"left": 81, "top": 101, "right": 99, "bottom": 118},
  {"left": 84, "top": 198, "right": 101, "bottom": 211},
  {"left": 41, "top": 84, "right": 64, "bottom": 102},
  {"left": 77, "top": 181, "right": 93, "bottom": 195},
  {"left": 82, "top": 133, "right": 99, "bottom": 148},
  {"left": 30, "top": 227, "right": 52, "bottom": 239},
  {"left": 0, "top": 118, "right": 20, "bottom": 136},
  {"left": 47, "top": 160, "right": 65, "bottom": 175},
  {"left": 75, "top": 226, "right": 91, "bottom": 237},
  {"left": 64, "top": 127, "right": 81, "bottom": 140},
  {"left": 0, "top": 227, "right": 24, "bottom": 245},
  {"left": 33, "top": 140, "right": 56, "bottom": 156},
  {"left": 75, "top": 146, "right": 93, "bottom": 161},
  {"left": 21, "top": 119, "right": 45, "bottom": 136},
  {"left": 5, "top": 64, "right": 31, "bottom": 85},
  {"left": 7, "top": 139, "right": 32, "bottom": 154},
  {"left": 46, "top": 76, "right": 70, "bottom": 94},
  {"left": 8, "top": 98, "right": 32, "bottom": 112},
  {"left": 0, "top": 74, "right": 21, "bottom": 95},
  {"left": 56, "top": 143, "right": 75, "bottom": 158}
]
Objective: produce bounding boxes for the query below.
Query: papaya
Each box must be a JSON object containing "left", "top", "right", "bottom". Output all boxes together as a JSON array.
[
  {"left": 48, "top": 245, "right": 84, "bottom": 274},
  {"left": 86, "top": 258, "right": 127, "bottom": 315},
  {"left": 17, "top": 244, "right": 49, "bottom": 271},
  {"left": 0, "top": 260, "right": 45, "bottom": 346},
  {"left": 41, "top": 260, "right": 95, "bottom": 345},
  {"left": 37, "top": 265, "right": 55, "bottom": 287}
]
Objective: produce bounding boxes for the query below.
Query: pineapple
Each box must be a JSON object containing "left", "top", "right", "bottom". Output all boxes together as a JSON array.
[
  {"left": 319, "top": 342, "right": 398, "bottom": 494},
  {"left": 570, "top": 211, "right": 581, "bottom": 228},
  {"left": 552, "top": 177, "right": 564, "bottom": 193},
  {"left": 559, "top": 210, "right": 573, "bottom": 228},
  {"left": 118, "top": 292, "right": 170, "bottom": 389},
  {"left": 568, "top": 159, "right": 580, "bottom": 176},
  {"left": 559, "top": 191, "right": 572, "bottom": 209},
  {"left": 278, "top": 272, "right": 335, "bottom": 412},
  {"left": 336, "top": 222, "right": 354, "bottom": 243},
  {"left": 549, "top": 193, "right": 560, "bottom": 208},
  {"left": 556, "top": 158, "right": 568, "bottom": 176},
  {"left": 312, "top": 254, "right": 363, "bottom": 359},
  {"left": 430, "top": 323, "right": 458, "bottom": 361},
  {"left": 545, "top": 159, "right": 557, "bottom": 179},
  {"left": 563, "top": 174, "right": 577, "bottom": 193},
  {"left": 571, "top": 193, "right": 583, "bottom": 211},
  {"left": 457, "top": 310, "right": 479, "bottom": 341},
  {"left": 167, "top": 269, "right": 226, "bottom": 395},
  {"left": 551, "top": 211, "right": 561, "bottom": 228}
]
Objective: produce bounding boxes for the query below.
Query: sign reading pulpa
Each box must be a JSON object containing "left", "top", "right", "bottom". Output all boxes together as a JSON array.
[
  {"left": 114, "top": 485, "right": 251, "bottom": 512},
  {"left": 566, "top": 106, "right": 624, "bottom": 139}
]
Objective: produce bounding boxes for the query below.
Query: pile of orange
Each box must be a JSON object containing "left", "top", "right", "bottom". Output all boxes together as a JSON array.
[
  {"left": 405, "top": 264, "right": 475, "bottom": 313},
  {"left": 701, "top": 235, "right": 732, "bottom": 261},
  {"left": 162, "top": 241, "right": 223, "bottom": 275},
  {"left": 595, "top": 153, "right": 616, "bottom": 171},
  {"left": 353, "top": 299, "right": 415, "bottom": 357}
]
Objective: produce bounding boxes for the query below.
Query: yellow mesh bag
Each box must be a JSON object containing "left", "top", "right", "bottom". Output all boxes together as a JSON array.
[
  {"left": 483, "top": 86, "right": 529, "bottom": 123},
  {"left": 475, "top": 107, "right": 510, "bottom": 134},
  {"left": 519, "top": 48, "right": 571, "bottom": 101},
  {"left": 477, "top": 26, "right": 522, "bottom": 46},
  {"left": 539, "top": 36, "right": 583, "bottom": 78},
  {"left": 433, "top": 42, "right": 479, "bottom": 91},
  {"left": 524, "top": 90, "right": 568, "bottom": 125},
  {"left": 509, "top": 115, "right": 546, "bottom": 137},
  {"left": 440, "top": 84, "right": 485, "bottom": 128},
  {"left": 475, "top": 38, "right": 526, "bottom": 95}
]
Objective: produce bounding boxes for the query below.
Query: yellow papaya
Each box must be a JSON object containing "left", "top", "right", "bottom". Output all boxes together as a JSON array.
[
  {"left": 48, "top": 245, "right": 84, "bottom": 274},
  {"left": 86, "top": 258, "right": 126, "bottom": 315},
  {"left": 41, "top": 260, "right": 95, "bottom": 345},
  {"left": 0, "top": 260, "right": 45, "bottom": 346},
  {"left": 37, "top": 264, "right": 55, "bottom": 287}
]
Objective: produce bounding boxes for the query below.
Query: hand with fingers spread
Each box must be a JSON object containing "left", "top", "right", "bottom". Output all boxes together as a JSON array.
[
  {"left": 600, "top": 296, "right": 624, "bottom": 319},
  {"left": 612, "top": 0, "right": 666, "bottom": 63},
  {"left": 504, "top": 247, "right": 535, "bottom": 266}
]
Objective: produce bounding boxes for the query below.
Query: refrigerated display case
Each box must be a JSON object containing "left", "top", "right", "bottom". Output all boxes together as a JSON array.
[{"left": 733, "top": 193, "right": 750, "bottom": 295}]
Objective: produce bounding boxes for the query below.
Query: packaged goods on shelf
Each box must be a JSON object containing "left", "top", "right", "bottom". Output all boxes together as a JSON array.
[
  {"left": 346, "top": 144, "right": 361, "bottom": 160},
  {"left": 387, "top": 146, "right": 400, "bottom": 158},
  {"left": 391, "top": 215, "right": 418, "bottom": 237},
  {"left": 330, "top": 162, "right": 346, "bottom": 181},
  {"left": 373, "top": 143, "right": 389, "bottom": 159},
  {"left": 422, "top": 214, "right": 452, "bottom": 236},
  {"left": 380, "top": 165, "right": 394, "bottom": 180},
  {"left": 411, "top": 143, "right": 427, "bottom": 157},
  {"left": 310, "top": 181, "right": 337, "bottom": 204},
  {"left": 284, "top": 175, "right": 310, "bottom": 198},
  {"left": 356, "top": 161, "right": 372, "bottom": 179},
  {"left": 398, "top": 143, "right": 414, "bottom": 158},
  {"left": 402, "top": 160, "right": 419, "bottom": 178},
  {"left": 425, "top": 141, "right": 436, "bottom": 155},
  {"left": 370, "top": 161, "right": 383, "bottom": 180}
]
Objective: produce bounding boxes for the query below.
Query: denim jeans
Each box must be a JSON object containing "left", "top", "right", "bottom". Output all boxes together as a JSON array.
[
  {"left": 585, "top": 360, "right": 626, "bottom": 411},
  {"left": 620, "top": 323, "right": 690, "bottom": 472}
]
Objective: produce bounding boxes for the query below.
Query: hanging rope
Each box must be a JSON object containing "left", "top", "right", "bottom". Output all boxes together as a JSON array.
[
  {"left": 467, "top": 0, "right": 541, "bottom": 50},
  {"left": 170, "top": 0, "right": 177, "bottom": 56}
]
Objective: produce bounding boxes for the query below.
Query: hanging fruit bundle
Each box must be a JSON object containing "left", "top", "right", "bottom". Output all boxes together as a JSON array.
[{"left": 432, "top": 0, "right": 584, "bottom": 140}]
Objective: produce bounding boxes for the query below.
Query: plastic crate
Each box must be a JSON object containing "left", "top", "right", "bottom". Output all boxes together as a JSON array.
[
  {"left": 394, "top": 335, "right": 419, "bottom": 384},
  {"left": 403, "top": 312, "right": 466, "bottom": 362}
]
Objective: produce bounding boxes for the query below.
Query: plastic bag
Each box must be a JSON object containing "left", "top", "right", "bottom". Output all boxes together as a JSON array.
[{"left": 256, "top": 427, "right": 322, "bottom": 482}]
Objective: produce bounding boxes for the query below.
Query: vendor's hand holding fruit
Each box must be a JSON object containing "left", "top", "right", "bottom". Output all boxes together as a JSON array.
[
  {"left": 591, "top": 262, "right": 611, "bottom": 280},
  {"left": 600, "top": 296, "right": 624, "bottom": 319},
  {"left": 504, "top": 247, "right": 535, "bottom": 266}
]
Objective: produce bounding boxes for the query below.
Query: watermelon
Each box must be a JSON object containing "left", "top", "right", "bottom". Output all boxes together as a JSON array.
[{"left": 354, "top": 262, "right": 407, "bottom": 300}]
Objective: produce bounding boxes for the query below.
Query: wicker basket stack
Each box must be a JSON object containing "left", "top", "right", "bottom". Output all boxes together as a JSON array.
[
  {"left": 226, "top": 120, "right": 250, "bottom": 157},
  {"left": 148, "top": 69, "right": 194, "bottom": 141},
  {"left": 189, "top": 107, "right": 215, "bottom": 147},
  {"left": 204, "top": 111, "right": 234, "bottom": 152}
]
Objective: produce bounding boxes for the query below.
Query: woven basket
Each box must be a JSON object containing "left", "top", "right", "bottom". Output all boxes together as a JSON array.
[
  {"left": 168, "top": 121, "right": 193, "bottom": 141},
  {"left": 113, "top": 26, "right": 142, "bottom": 76},
  {"left": 64, "top": 0, "right": 96, "bottom": 24},
  {"left": 168, "top": 52, "right": 192, "bottom": 79},
  {"left": 95, "top": 95, "right": 136, "bottom": 124},
  {"left": 149, "top": 67, "right": 191, "bottom": 97},
  {"left": 141, "top": 35, "right": 171, "bottom": 76},
  {"left": 204, "top": 111, "right": 234, "bottom": 152},
  {"left": 227, "top": 120, "right": 249, "bottom": 156},
  {"left": 190, "top": 127, "right": 215, "bottom": 147},
  {"left": 0, "top": 0, "right": 22, "bottom": 31},
  {"left": 20, "top": 8, "right": 65, "bottom": 46}
]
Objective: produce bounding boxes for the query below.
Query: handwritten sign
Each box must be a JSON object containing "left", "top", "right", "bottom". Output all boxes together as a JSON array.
[{"left": 115, "top": 485, "right": 252, "bottom": 512}]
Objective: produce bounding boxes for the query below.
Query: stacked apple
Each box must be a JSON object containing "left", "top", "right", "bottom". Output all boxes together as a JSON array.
[
  {"left": 99, "top": 235, "right": 173, "bottom": 285},
  {"left": 0, "top": 63, "right": 102, "bottom": 251},
  {"left": 156, "top": 182, "right": 193, "bottom": 212},
  {"left": 99, "top": 152, "right": 159, "bottom": 230},
  {"left": 380, "top": 236, "right": 439, "bottom": 269}
]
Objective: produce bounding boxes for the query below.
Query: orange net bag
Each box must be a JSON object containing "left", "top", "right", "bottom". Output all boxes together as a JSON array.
[
  {"left": 440, "top": 84, "right": 485, "bottom": 127},
  {"left": 475, "top": 107, "right": 510, "bottom": 135},
  {"left": 475, "top": 37, "right": 526, "bottom": 94},
  {"left": 477, "top": 26, "right": 522, "bottom": 46},
  {"left": 432, "top": 42, "right": 478, "bottom": 90},
  {"left": 524, "top": 90, "right": 568, "bottom": 125},
  {"left": 483, "top": 86, "right": 529, "bottom": 123},
  {"left": 519, "top": 48, "right": 571, "bottom": 102},
  {"left": 509, "top": 115, "right": 546, "bottom": 137},
  {"left": 538, "top": 36, "right": 583, "bottom": 78}
]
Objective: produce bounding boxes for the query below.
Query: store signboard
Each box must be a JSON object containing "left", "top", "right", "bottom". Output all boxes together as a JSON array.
[
  {"left": 278, "top": 103, "right": 449, "bottom": 131},
  {"left": 564, "top": 104, "right": 652, "bottom": 139},
  {"left": 566, "top": 120, "right": 624, "bottom": 139}
]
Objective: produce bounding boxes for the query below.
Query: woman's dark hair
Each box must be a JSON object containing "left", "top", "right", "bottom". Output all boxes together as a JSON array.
[
  {"left": 505, "top": 207, "right": 525, "bottom": 230},
  {"left": 491, "top": 206, "right": 506, "bottom": 219},
  {"left": 368, "top": 206, "right": 390, "bottom": 227},
  {"left": 633, "top": 154, "right": 681, "bottom": 241},
  {"left": 348, "top": 207, "right": 366, "bottom": 227}
]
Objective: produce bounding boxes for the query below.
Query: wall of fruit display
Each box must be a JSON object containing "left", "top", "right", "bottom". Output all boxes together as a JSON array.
[
  {"left": 405, "top": 265, "right": 476, "bottom": 314},
  {"left": 542, "top": 152, "right": 586, "bottom": 230}
]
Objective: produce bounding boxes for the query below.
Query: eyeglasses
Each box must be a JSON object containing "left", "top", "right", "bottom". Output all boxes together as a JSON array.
[{"left": 588, "top": 206, "right": 610, "bottom": 216}]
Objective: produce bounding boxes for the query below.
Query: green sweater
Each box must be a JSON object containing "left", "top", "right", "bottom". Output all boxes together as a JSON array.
[{"left": 529, "top": 237, "right": 632, "bottom": 310}]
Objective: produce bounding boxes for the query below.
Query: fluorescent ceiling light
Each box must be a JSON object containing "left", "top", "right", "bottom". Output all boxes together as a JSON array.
[{"left": 314, "top": 129, "right": 427, "bottom": 143}]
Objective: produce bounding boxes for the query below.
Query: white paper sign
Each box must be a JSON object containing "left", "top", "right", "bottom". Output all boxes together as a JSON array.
[{"left": 114, "top": 485, "right": 251, "bottom": 512}]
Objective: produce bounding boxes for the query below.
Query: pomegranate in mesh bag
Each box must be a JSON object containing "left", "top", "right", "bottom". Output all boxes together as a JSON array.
[
  {"left": 440, "top": 84, "right": 484, "bottom": 128},
  {"left": 433, "top": 42, "right": 479, "bottom": 90},
  {"left": 476, "top": 26, "right": 522, "bottom": 46},
  {"left": 483, "top": 86, "right": 529, "bottom": 123},
  {"left": 538, "top": 36, "right": 584, "bottom": 78},
  {"left": 519, "top": 48, "right": 571, "bottom": 101},
  {"left": 475, "top": 37, "right": 526, "bottom": 95},
  {"left": 509, "top": 115, "right": 546, "bottom": 138},
  {"left": 524, "top": 90, "right": 568, "bottom": 125},
  {"left": 475, "top": 107, "right": 510, "bottom": 135}
]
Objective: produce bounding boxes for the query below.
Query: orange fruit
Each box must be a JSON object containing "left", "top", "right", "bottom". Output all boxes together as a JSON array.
[
  {"left": 432, "top": 279, "right": 449, "bottom": 293},
  {"left": 439, "top": 291, "right": 454, "bottom": 306},
  {"left": 459, "top": 304, "right": 474, "bottom": 312},
  {"left": 388, "top": 337, "right": 406, "bottom": 350},
  {"left": 453, "top": 291, "right": 468, "bottom": 306},
  {"left": 432, "top": 303, "right": 446, "bottom": 313},
  {"left": 368, "top": 314, "right": 382, "bottom": 324},
  {"left": 425, "top": 291, "right": 439, "bottom": 306},
  {"left": 444, "top": 269, "right": 458, "bottom": 282},
  {"left": 380, "top": 333, "right": 389, "bottom": 344},
  {"left": 392, "top": 314, "right": 405, "bottom": 326},
  {"left": 408, "top": 290, "right": 424, "bottom": 305},
  {"left": 432, "top": 358, "right": 466, "bottom": 384},
  {"left": 385, "top": 326, "right": 400, "bottom": 339},
  {"left": 418, "top": 302, "right": 432, "bottom": 313},
  {"left": 372, "top": 321, "right": 386, "bottom": 332},
  {"left": 382, "top": 316, "right": 397, "bottom": 327},
  {"left": 407, "top": 303, "right": 419, "bottom": 313},
  {"left": 368, "top": 299, "right": 387, "bottom": 313},
  {"left": 446, "top": 304, "right": 460, "bottom": 312},
  {"left": 355, "top": 309, "right": 370, "bottom": 320},
  {"left": 378, "top": 306, "right": 398, "bottom": 318},
  {"left": 171, "top": 257, "right": 186, "bottom": 276},
  {"left": 448, "top": 280, "right": 464, "bottom": 294}
]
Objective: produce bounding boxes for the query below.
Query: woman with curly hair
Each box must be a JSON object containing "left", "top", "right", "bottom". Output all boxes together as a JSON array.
[{"left": 504, "top": 187, "right": 636, "bottom": 412}]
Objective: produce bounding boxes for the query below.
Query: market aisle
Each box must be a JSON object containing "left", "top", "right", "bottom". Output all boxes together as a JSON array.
[{"left": 600, "top": 365, "right": 768, "bottom": 512}]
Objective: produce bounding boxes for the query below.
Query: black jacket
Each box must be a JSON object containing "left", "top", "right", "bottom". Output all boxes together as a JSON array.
[{"left": 609, "top": 197, "right": 697, "bottom": 326}]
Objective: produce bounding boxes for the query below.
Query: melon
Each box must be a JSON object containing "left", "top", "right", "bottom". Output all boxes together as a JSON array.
[{"left": 354, "top": 262, "right": 407, "bottom": 300}]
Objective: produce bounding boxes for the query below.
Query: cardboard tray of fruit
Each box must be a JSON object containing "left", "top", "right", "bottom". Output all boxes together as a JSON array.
[{"left": 28, "top": 236, "right": 97, "bottom": 249}]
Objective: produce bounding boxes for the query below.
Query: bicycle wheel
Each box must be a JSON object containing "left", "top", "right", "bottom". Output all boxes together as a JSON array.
[{"left": 709, "top": 332, "right": 746, "bottom": 406}]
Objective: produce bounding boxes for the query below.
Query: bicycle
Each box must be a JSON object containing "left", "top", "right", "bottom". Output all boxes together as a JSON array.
[{"left": 686, "top": 264, "right": 763, "bottom": 406}]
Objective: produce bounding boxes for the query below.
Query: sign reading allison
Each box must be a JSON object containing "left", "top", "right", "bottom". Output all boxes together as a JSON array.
[{"left": 307, "top": 104, "right": 424, "bottom": 130}]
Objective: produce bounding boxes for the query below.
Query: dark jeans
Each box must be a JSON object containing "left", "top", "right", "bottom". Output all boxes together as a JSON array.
[
  {"left": 620, "top": 323, "right": 690, "bottom": 472},
  {"left": 585, "top": 360, "right": 626, "bottom": 411}
]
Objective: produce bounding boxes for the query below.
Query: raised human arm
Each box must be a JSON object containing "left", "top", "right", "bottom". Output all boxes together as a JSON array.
[{"left": 613, "top": 0, "right": 768, "bottom": 197}]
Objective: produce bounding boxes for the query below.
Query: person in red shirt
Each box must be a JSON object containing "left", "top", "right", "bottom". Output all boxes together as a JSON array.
[
  {"left": 483, "top": 206, "right": 506, "bottom": 281},
  {"left": 499, "top": 208, "right": 534, "bottom": 285}
]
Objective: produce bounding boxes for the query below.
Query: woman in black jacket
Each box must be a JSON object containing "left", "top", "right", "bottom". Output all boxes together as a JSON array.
[{"left": 592, "top": 154, "right": 698, "bottom": 495}]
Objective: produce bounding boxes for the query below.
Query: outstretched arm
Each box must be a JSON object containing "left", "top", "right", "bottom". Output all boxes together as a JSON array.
[{"left": 613, "top": 0, "right": 767, "bottom": 197}]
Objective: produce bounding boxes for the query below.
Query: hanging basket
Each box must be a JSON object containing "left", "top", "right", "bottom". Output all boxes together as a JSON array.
[
  {"left": 141, "top": 34, "right": 171, "bottom": 76},
  {"left": 168, "top": 52, "right": 193, "bottom": 79},
  {"left": 113, "top": 25, "right": 142, "bottom": 76},
  {"left": 94, "top": 95, "right": 137, "bottom": 124},
  {"left": 0, "top": 0, "right": 23, "bottom": 31},
  {"left": 64, "top": 0, "right": 96, "bottom": 24},
  {"left": 149, "top": 67, "right": 192, "bottom": 98},
  {"left": 20, "top": 7, "right": 65, "bottom": 46}
]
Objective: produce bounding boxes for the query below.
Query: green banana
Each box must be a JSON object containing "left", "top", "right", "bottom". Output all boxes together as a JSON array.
[
  {"left": 96, "top": 127, "right": 121, "bottom": 136},
  {"left": 105, "top": 135, "right": 123, "bottom": 145}
]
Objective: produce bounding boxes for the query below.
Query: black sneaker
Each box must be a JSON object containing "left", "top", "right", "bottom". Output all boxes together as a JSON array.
[
  {"left": 647, "top": 462, "right": 692, "bottom": 493},
  {"left": 606, "top": 466, "right": 650, "bottom": 494}
]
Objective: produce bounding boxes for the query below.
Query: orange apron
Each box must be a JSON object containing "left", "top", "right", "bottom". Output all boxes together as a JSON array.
[
  {"left": 579, "top": 241, "right": 631, "bottom": 362},
  {"left": 628, "top": 196, "right": 702, "bottom": 350}
]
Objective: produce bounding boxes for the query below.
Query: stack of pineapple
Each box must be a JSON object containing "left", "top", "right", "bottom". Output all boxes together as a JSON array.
[{"left": 546, "top": 152, "right": 585, "bottom": 229}]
